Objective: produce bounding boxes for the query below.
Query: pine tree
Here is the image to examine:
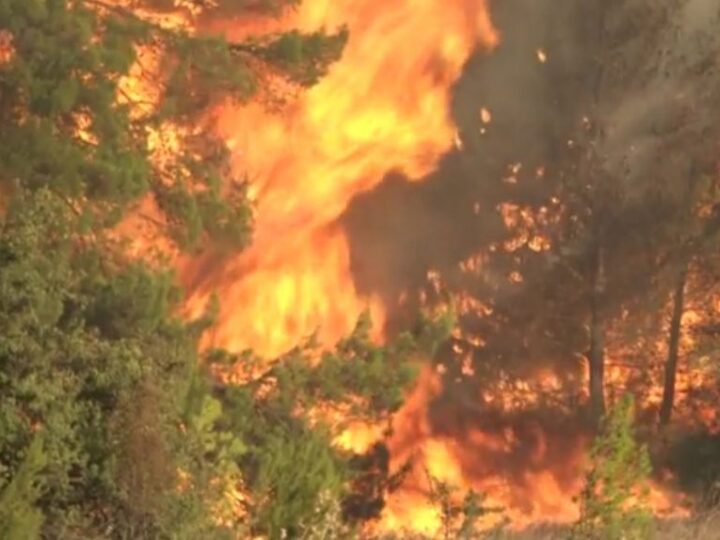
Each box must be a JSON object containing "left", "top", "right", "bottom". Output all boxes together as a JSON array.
[
  {"left": 572, "top": 395, "right": 653, "bottom": 540},
  {"left": 199, "top": 312, "right": 452, "bottom": 538}
]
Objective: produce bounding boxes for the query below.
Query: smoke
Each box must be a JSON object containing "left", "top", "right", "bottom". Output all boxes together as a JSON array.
[
  {"left": 341, "top": 0, "right": 720, "bottom": 520},
  {"left": 597, "top": 0, "right": 720, "bottom": 193},
  {"left": 342, "top": 0, "right": 720, "bottom": 361},
  {"left": 339, "top": 2, "right": 599, "bottom": 520},
  {"left": 342, "top": 0, "right": 593, "bottom": 331},
  {"left": 169, "top": 0, "right": 720, "bottom": 527}
]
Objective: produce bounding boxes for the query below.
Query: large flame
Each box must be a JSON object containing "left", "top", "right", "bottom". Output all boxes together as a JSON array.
[{"left": 181, "top": 0, "right": 498, "bottom": 358}]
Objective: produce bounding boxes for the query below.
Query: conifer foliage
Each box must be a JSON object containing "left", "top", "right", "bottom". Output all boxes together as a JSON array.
[
  {"left": 572, "top": 395, "right": 654, "bottom": 540},
  {"left": 0, "top": 0, "right": 347, "bottom": 250}
]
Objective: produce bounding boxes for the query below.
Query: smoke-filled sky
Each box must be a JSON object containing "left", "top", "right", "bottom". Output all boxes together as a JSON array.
[
  {"left": 343, "top": 0, "right": 720, "bottom": 331},
  {"left": 342, "top": 0, "right": 591, "bottom": 324}
]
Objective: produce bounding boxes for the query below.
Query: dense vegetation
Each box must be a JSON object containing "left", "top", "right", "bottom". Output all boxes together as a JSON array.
[{"left": 1, "top": 0, "right": 720, "bottom": 539}]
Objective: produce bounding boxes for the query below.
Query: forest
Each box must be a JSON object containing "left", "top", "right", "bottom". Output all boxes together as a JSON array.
[{"left": 1, "top": 0, "right": 720, "bottom": 539}]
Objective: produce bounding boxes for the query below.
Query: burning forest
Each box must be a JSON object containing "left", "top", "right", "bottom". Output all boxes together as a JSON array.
[{"left": 1, "top": 0, "right": 720, "bottom": 538}]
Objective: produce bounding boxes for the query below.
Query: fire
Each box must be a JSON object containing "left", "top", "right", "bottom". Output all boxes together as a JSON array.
[
  {"left": 1, "top": 2, "right": 715, "bottom": 540},
  {"left": 375, "top": 367, "right": 448, "bottom": 534},
  {"left": 377, "top": 361, "right": 692, "bottom": 536},
  {"left": 182, "top": 0, "right": 499, "bottom": 358},
  {"left": 104, "top": 0, "right": 713, "bottom": 535},
  {"left": 175, "top": 4, "right": 501, "bottom": 531},
  {"left": 377, "top": 364, "right": 583, "bottom": 535},
  {"left": 0, "top": 30, "right": 14, "bottom": 65},
  {"left": 190, "top": 226, "right": 388, "bottom": 357},
  {"left": 480, "top": 107, "right": 492, "bottom": 124}
]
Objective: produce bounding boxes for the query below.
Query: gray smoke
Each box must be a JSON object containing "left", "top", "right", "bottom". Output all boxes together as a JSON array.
[
  {"left": 342, "top": 0, "right": 594, "bottom": 327},
  {"left": 342, "top": 0, "right": 720, "bottom": 329}
]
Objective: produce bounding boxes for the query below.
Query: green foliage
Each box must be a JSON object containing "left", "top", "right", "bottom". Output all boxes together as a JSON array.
[
  {"left": 425, "top": 471, "right": 496, "bottom": 540},
  {"left": 253, "top": 426, "right": 345, "bottom": 538},
  {"left": 194, "top": 311, "right": 451, "bottom": 538},
  {"left": 160, "top": 32, "right": 257, "bottom": 121},
  {"left": 572, "top": 395, "right": 654, "bottom": 540},
  {"left": 0, "top": 2, "right": 353, "bottom": 530},
  {"left": 254, "top": 28, "right": 349, "bottom": 87},
  {"left": 0, "top": 190, "right": 447, "bottom": 538},
  {"left": 0, "top": 188, "right": 236, "bottom": 537},
  {"left": 0, "top": 0, "right": 149, "bottom": 202},
  {"left": 87, "top": 264, "right": 179, "bottom": 339},
  {"left": 0, "top": 434, "right": 47, "bottom": 540},
  {"left": 0, "top": 0, "right": 347, "bottom": 251}
]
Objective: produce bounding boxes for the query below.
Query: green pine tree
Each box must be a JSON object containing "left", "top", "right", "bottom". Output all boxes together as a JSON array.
[
  {"left": 572, "top": 395, "right": 654, "bottom": 540},
  {"left": 0, "top": 435, "right": 47, "bottom": 540}
]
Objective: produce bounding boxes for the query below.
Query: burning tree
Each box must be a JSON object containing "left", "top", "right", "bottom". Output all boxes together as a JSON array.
[
  {"left": 334, "top": 0, "right": 720, "bottom": 530},
  {"left": 591, "top": 0, "right": 720, "bottom": 428},
  {"left": 525, "top": 0, "right": 720, "bottom": 422}
]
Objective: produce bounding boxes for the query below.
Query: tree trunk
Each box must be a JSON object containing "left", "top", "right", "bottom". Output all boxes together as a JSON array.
[
  {"left": 588, "top": 245, "right": 607, "bottom": 421},
  {"left": 659, "top": 266, "right": 688, "bottom": 425}
]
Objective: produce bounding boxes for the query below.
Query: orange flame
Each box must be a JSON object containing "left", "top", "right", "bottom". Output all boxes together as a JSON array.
[{"left": 182, "top": 0, "right": 499, "bottom": 358}]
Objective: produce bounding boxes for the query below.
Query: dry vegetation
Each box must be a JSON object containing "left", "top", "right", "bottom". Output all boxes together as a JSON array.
[
  {"left": 492, "top": 514, "right": 720, "bottom": 540},
  {"left": 363, "top": 513, "right": 720, "bottom": 540}
]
